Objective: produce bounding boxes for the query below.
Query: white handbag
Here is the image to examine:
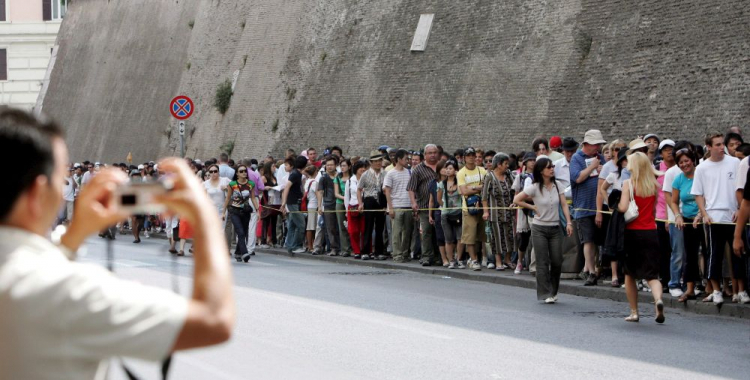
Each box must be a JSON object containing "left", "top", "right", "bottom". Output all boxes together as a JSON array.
[{"left": 623, "top": 180, "right": 639, "bottom": 223}]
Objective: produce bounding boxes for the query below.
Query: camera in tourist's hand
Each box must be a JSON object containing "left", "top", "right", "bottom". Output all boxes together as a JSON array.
[{"left": 115, "top": 180, "right": 173, "bottom": 215}]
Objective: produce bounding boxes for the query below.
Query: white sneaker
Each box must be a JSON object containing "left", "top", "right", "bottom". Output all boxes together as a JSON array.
[
  {"left": 471, "top": 262, "right": 481, "bottom": 271},
  {"left": 712, "top": 290, "right": 724, "bottom": 306},
  {"left": 292, "top": 247, "right": 307, "bottom": 254},
  {"left": 738, "top": 291, "right": 750, "bottom": 304},
  {"left": 552, "top": 294, "right": 558, "bottom": 302},
  {"left": 514, "top": 265, "right": 522, "bottom": 275},
  {"left": 144, "top": 231, "right": 150, "bottom": 238},
  {"left": 457, "top": 260, "right": 466, "bottom": 269},
  {"left": 669, "top": 288, "right": 684, "bottom": 297},
  {"left": 544, "top": 297, "right": 556, "bottom": 304},
  {"left": 731, "top": 294, "right": 739, "bottom": 303},
  {"left": 487, "top": 263, "right": 496, "bottom": 269}
]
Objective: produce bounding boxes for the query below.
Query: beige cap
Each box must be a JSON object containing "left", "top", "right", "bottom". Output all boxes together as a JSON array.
[
  {"left": 583, "top": 129, "right": 606, "bottom": 145},
  {"left": 628, "top": 138, "right": 648, "bottom": 151}
]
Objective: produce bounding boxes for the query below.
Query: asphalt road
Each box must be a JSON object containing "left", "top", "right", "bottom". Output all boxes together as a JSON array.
[{"left": 77, "top": 236, "right": 749, "bottom": 380}]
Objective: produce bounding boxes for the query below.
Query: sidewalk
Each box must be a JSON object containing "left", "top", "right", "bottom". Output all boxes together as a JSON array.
[{"left": 257, "top": 247, "right": 750, "bottom": 321}]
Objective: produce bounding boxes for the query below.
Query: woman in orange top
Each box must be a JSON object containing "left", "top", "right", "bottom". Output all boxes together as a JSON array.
[{"left": 617, "top": 152, "right": 664, "bottom": 323}]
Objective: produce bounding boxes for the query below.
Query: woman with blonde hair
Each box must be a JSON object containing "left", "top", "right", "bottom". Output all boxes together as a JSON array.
[{"left": 617, "top": 152, "right": 664, "bottom": 323}]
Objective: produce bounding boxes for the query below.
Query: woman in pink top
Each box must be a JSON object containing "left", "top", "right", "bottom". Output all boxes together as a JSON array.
[{"left": 617, "top": 152, "right": 665, "bottom": 323}]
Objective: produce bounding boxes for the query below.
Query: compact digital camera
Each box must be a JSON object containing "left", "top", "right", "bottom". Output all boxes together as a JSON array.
[{"left": 115, "top": 180, "right": 173, "bottom": 214}]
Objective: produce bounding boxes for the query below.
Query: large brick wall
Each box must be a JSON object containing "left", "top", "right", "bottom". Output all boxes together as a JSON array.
[{"left": 42, "top": 0, "right": 750, "bottom": 162}]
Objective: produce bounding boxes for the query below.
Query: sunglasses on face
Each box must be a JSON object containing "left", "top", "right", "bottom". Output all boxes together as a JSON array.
[
  {"left": 238, "top": 170, "right": 247, "bottom": 173},
  {"left": 209, "top": 170, "right": 218, "bottom": 173},
  {"left": 547, "top": 165, "right": 555, "bottom": 169}
]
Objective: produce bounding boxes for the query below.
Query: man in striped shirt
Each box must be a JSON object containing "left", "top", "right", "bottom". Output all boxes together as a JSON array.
[{"left": 408, "top": 144, "right": 439, "bottom": 266}]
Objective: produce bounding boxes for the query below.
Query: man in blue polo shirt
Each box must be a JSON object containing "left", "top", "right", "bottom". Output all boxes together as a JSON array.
[{"left": 571, "top": 129, "right": 606, "bottom": 286}]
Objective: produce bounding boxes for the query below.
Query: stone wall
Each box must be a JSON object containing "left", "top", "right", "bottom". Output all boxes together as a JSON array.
[{"left": 42, "top": 0, "right": 750, "bottom": 162}]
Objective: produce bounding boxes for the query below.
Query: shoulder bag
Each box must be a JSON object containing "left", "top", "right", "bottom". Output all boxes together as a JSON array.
[{"left": 623, "top": 180, "right": 639, "bottom": 223}]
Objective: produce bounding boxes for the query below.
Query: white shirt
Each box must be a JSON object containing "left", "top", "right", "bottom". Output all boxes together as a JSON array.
[
  {"left": 345, "top": 176, "right": 360, "bottom": 206},
  {"left": 736, "top": 156, "right": 749, "bottom": 191},
  {"left": 691, "top": 155, "right": 740, "bottom": 222},
  {"left": 275, "top": 167, "right": 291, "bottom": 192},
  {"left": 660, "top": 165, "right": 682, "bottom": 221},
  {"left": 81, "top": 171, "right": 93, "bottom": 186},
  {"left": 553, "top": 157, "right": 572, "bottom": 199},
  {"left": 0, "top": 227, "right": 187, "bottom": 380},
  {"left": 204, "top": 177, "right": 231, "bottom": 214},
  {"left": 63, "top": 176, "right": 76, "bottom": 202},
  {"left": 305, "top": 178, "right": 319, "bottom": 209}
]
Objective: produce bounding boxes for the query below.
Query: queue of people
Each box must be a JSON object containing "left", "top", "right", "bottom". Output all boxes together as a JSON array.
[{"left": 69, "top": 128, "right": 750, "bottom": 323}]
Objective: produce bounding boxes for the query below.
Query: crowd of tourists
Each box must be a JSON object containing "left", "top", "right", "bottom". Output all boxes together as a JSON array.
[{"left": 65, "top": 127, "right": 750, "bottom": 323}]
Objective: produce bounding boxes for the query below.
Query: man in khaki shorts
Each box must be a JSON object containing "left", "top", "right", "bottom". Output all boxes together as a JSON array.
[{"left": 457, "top": 147, "right": 487, "bottom": 270}]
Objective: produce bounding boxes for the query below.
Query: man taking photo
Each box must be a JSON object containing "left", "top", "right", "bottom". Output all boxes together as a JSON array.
[{"left": 0, "top": 108, "right": 235, "bottom": 379}]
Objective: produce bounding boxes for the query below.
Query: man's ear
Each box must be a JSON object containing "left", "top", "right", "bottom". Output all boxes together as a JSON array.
[{"left": 26, "top": 175, "right": 50, "bottom": 220}]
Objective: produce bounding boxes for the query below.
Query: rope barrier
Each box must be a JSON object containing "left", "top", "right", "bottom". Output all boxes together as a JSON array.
[{"left": 257, "top": 205, "right": 745, "bottom": 226}]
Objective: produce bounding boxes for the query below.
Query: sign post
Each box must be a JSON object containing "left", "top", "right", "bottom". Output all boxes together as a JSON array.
[{"left": 170, "top": 96, "right": 194, "bottom": 158}]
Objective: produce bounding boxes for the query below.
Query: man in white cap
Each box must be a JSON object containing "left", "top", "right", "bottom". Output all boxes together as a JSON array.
[{"left": 570, "top": 129, "right": 606, "bottom": 285}]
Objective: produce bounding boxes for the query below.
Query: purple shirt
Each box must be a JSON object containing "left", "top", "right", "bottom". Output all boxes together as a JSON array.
[{"left": 248, "top": 169, "right": 265, "bottom": 196}]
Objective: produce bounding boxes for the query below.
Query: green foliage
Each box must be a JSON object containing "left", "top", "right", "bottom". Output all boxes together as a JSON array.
[
  {"left": 271, "top": 119, "right": 279, "bottom": 132},
  {"left": 285, "top": 87, "right": 297, "bottom": 101},
  {"left": 214, "top": 79, "right": 233, "bottom": 114},
  {"left": 240, "top": 21, "right": 246, "bottom": 29},
  {"left": 188, "top": 20, "right": 195, "bottom": 29},
  {"left": 242, "top": 55, "right": 248, "bottom": 67},
  {"left": 575, "top": 29, "right": 592, "bottom": 60},
  {"left": 186, "top": 62, "right": 191, "bottom": 70},
  {"left": 220, "top": 140, "right": 236, "bottom": 156},
  {"left": 320, "top": 52, "right": 327, "bottom": 62}
]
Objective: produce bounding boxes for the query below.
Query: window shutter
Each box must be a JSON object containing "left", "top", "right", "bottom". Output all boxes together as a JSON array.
[
  {"left": 42, "top": 0, "right": 52, "bottom": 21},
  {"left": 0, "top": 49, "right": 7, "bottom": 81},
  {"left": 1, "top": 1, "right": 6, "bottom": 22}
]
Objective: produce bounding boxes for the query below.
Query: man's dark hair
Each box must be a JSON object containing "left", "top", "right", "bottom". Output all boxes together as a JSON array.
[
  {"left": 737, "top": 143, "right": 750, "bottom": 158},
  {"left": 219, "top": 152, "right": 229, "bottom": 163},
  {"left": 395, "top": 149, "right": 408, "bottom": 161},
  {"left": 323, "top": 155, "right": 338, "bottom": 165},
  {"left": 227, "top": 159, "right": 235, "bottom": 168},
  {"left": 0, "top": 108, "right": 64, "bottom": 221},
  {"left": 294, "top": 155, "right": 309, "bottom": 169},
  {"left": 531, "top": 138, "right": 549, "bottom": 153},
  {"left": 724, "top": 132, "right": 743, "bottom": 147},
  {"left": 484, "top": 150, "right": 496, "bottom": 159},
  {"left": 453, "top": 149, "right": 464, "bottom": 158},
  {"left": 284, "top": 157, "right": 295, "bottom": 166},
  {"left": 330, "top": 146, "right": 343, "bottom": 155}
]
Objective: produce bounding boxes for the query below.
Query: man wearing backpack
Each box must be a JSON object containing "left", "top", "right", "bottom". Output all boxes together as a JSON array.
[{"left": 457, "top": 147, "right": 487, "bottom": 271}]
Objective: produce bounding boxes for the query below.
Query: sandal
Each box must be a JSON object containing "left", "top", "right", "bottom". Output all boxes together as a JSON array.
[
  {"left": 177, "top": 250, "right": 185, "bottom": 256},
  {"left": 168, "top": 248, "right": 178, "bottom": 254},
  {"left": 678, "top": 293, "right": 696, "bottom": 303},
  {"left": 625, "top": 310, "right": 639, "bottom": 322},
  {"left": 611, "top": 278, "right": 620, "bottom": 287}
]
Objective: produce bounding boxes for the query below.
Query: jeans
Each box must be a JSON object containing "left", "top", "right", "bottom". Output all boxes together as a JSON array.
[
  {"left": 336, "top": 203, "right": 352, "bottom": 254},
  {"left": 247, "top": 203, "right": 259, "bottom": 253},
  {"left": 323, "top": 206, "right": 341, "bottom": 251},
  {"left": 656, "top": 221, "right": 672, "bottom": 288},
  {"left": 229, "top": 208, "right": 251, "bottom": 257},
  {"left": 285, "top": 204, "right": 305, "bottom": 251},
  {"left": 531, "top": 224, "right": 563, "bottom": 300},
  {"left": 391, "top": 207, "right": 414, "bottom": 261},
  {"left": 668, "top": 223, "right": 685, "bottom": 289},
  {"left": 418, "top": 210, "right": 436, "bottom": 263}
]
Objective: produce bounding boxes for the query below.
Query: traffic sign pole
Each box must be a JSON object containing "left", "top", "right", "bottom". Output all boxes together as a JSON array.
[
  {"left": 170, "top": 96, "right": 194, "bottom": 158},
  {"left": 179, "top": 121, "right": 186, "bottom": 158}
]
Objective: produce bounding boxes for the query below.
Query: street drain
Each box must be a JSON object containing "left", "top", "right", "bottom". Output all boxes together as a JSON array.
[
  {"left": 573, "top": 311, "right": 654, "bottom": 319},
  {"left": 329, "top": 271, "right": 400, "bottom": 276}
]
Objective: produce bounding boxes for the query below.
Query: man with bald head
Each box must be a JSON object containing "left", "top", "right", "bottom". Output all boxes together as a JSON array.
[{"left": 408, "top": 144, "right": 439, "bottom": 266}]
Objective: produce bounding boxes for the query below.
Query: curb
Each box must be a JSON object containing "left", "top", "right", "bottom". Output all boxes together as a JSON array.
[{"left": 258, "top": 248, "right": 750, "bottom": 321}]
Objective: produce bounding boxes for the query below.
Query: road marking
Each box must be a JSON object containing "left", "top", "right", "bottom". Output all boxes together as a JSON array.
[{"left": 247, "top": 288, "right": 454, "bottom": 340}]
